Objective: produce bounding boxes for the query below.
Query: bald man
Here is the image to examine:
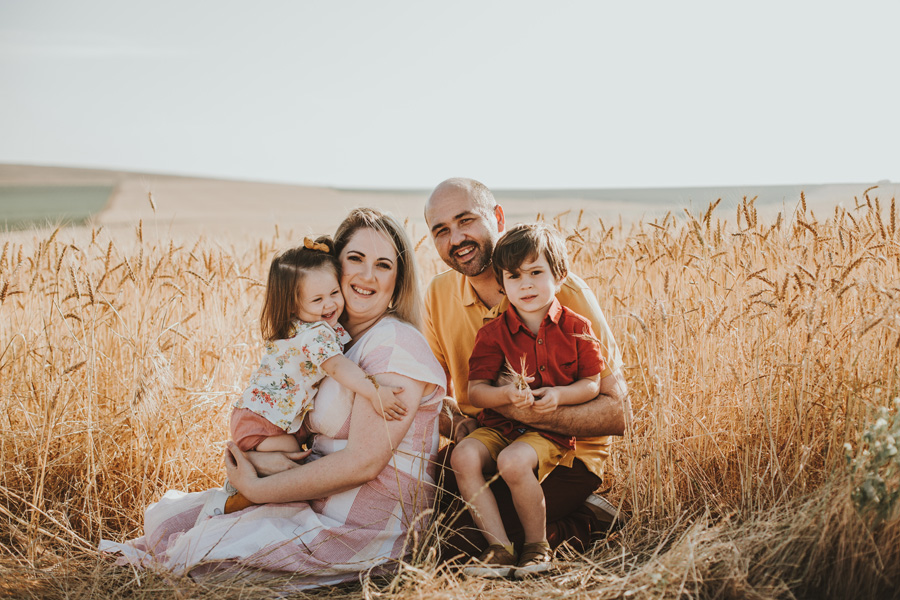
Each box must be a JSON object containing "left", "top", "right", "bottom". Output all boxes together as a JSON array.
[{"left": 424, "top": 177, "right": 630, "bottom": 558}]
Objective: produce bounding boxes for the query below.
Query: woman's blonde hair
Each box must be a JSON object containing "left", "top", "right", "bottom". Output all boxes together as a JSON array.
[{"left": 333, "top": 208, "right": 423, "bottom": 329}]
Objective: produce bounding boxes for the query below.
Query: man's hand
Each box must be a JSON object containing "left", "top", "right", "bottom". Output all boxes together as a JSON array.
[
  {"left": 532, "top": 386, "right": 562, "bottom": 413},
  {"left": 439, "top": 396, "right": 478, "bottom": 442},
  {"left": 452, "top": 415, "right": 478, "bottom": 443}
]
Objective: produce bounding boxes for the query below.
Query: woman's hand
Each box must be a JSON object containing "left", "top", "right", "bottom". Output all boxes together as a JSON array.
[
  {"left": 225, "top": 442, "right": 313, "bottom": 499},
  {"left": 224, "top": 442, "right": 260, "bottom": 498}
]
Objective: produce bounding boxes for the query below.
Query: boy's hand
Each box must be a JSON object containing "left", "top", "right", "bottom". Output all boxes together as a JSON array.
[
  {"left": 506, "top": 383, "right": 534, "bottom": 408},
  {"left": 370, "top": 376, "right": 407, "bottom": 421},
  {"left": 532, "top": 387, "right": 561, "bottom": 413}
]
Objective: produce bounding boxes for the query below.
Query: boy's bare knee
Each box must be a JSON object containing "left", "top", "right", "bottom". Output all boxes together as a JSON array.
[
  {"left": 450, "top": 440, "right": 484, "bottom": 474},
  {"left": 497, "top": 446, "right": 536, "bottom": 484}
]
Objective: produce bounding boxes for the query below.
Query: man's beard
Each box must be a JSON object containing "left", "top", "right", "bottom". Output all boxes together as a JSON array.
[{"left": 447, "top": 239, "right": 494, "bottom": 277}]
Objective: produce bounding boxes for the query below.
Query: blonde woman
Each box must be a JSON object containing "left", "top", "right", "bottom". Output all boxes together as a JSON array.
[{"left": 102, "top": 208, "right": 446, "bottom": 588}]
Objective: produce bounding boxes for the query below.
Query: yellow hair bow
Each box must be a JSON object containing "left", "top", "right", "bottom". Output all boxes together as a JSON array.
[{"left": 303, "top": 237, "right": 330, "bottom": 253}]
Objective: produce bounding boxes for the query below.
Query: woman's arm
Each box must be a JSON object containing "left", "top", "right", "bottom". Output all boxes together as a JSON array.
[
  {"left": 226, "top": 372, "right": 425, "bottom": 504},
  {"left": 321, "top": 354, "right": 407, "bottom": 420},
  {"left": 242, "top": 448, "right": 312, "bottom": 477}
]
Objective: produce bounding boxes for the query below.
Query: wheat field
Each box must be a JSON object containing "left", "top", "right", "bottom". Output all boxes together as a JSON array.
[{"left": 1, "top": 191, "right": 899, "bottom": 599}]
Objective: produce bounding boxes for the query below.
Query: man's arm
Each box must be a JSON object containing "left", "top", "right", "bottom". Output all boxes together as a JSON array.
[
  {"left": 494, "top": 369, "right": 630, "bottom": 437},
  {"left": 532, "top": 373, "right": 601, "bottom": 413}
]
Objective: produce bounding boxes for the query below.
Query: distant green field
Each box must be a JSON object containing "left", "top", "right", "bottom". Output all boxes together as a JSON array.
[{"left": 0, "top": 186, "right": 113, "bottom": 230}]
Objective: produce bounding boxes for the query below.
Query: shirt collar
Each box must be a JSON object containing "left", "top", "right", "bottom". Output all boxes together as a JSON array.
[
  {"left": 460, "top": 274, "right": 480, "bottom": 307},
  {"left": 546, "top": 297, "right": 564, "bottom": 323},
  {"left": 484, "top": 296, "right": 508, "bottom": 323},
  {"left": 501, "top": 302, "right": 527, "bottom": 333},
  {"left": 500, "top": 296, "right": 563, "bottom": 332}
]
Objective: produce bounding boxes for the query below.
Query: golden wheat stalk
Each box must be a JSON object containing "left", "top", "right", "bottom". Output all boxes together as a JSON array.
[{"left": 504, "top": 356, "right": 530, "bottom": 391}]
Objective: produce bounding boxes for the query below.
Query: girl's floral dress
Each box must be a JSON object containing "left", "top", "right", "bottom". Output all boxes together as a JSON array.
[{"left": 233, "top": 320, "right": 351, "bottom": 432}]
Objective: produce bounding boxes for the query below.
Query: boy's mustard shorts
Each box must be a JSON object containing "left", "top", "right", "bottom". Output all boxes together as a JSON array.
[{"left": 464, "top": 427, "right": 575, "bottom": 483}]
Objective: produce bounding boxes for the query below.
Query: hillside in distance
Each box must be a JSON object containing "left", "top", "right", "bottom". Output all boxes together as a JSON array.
[{"left": 1, "top": 164, "right": 896, "bottom": 239}]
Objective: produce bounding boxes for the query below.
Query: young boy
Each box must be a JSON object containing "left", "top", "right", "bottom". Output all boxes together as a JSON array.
[{"left": 451, "top": 222, "right": 606, "bottom": 578}]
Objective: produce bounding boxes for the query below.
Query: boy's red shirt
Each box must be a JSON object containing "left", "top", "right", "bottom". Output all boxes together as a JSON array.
[{"left": 467, "top": 298, "right": 605, "bottom": 449}]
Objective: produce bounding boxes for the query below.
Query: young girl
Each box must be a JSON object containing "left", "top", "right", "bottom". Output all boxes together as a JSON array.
[{"left": 229, "top": 236, "right": 406, "bottom": 457}]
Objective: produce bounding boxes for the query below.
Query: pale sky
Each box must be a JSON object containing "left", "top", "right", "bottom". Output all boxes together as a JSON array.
[{"left": 1, "top": 0, "right": 898, "bottom": 189}]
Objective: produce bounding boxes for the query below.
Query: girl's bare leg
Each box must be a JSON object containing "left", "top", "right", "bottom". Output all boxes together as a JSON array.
[{"left": 255, "top": 434, "right": 302, "bottom": 453}]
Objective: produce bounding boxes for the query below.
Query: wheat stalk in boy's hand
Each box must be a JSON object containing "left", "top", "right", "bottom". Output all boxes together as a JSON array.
[
  {"left": 503, "top": 356, "right": 534, "bottom": 408},
  {"left": 505, "top": 356, "right": 530, "bottom": 391}
]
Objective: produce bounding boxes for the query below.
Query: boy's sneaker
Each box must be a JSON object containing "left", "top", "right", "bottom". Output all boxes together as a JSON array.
[
  {"left": 513, "top": 541, "right": 553, "bottom": 578},
  {"left": 462, "top": 544, "right": 517, "bottom": 578},
  {"left": 584, "top": 493, "right": 625, "bottom": 531}
]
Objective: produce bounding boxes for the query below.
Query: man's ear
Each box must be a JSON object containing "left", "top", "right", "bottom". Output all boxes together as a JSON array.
[{"left": 494, "top": 204, "right": 506, "bottom": 233}]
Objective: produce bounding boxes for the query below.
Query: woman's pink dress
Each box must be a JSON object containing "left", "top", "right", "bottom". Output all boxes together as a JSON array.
[{"left": 101, "top": 317, "right": 445, "bottom": 588}]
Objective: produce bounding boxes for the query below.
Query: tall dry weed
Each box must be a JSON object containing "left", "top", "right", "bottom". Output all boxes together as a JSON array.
[{"left": 2, "top": 193, "right": 899, "bottom": 598}]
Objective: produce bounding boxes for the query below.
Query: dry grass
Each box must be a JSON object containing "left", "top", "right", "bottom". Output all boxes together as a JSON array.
[{"left": 2, "top": 192, "right": 899, "bottom": 599}]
